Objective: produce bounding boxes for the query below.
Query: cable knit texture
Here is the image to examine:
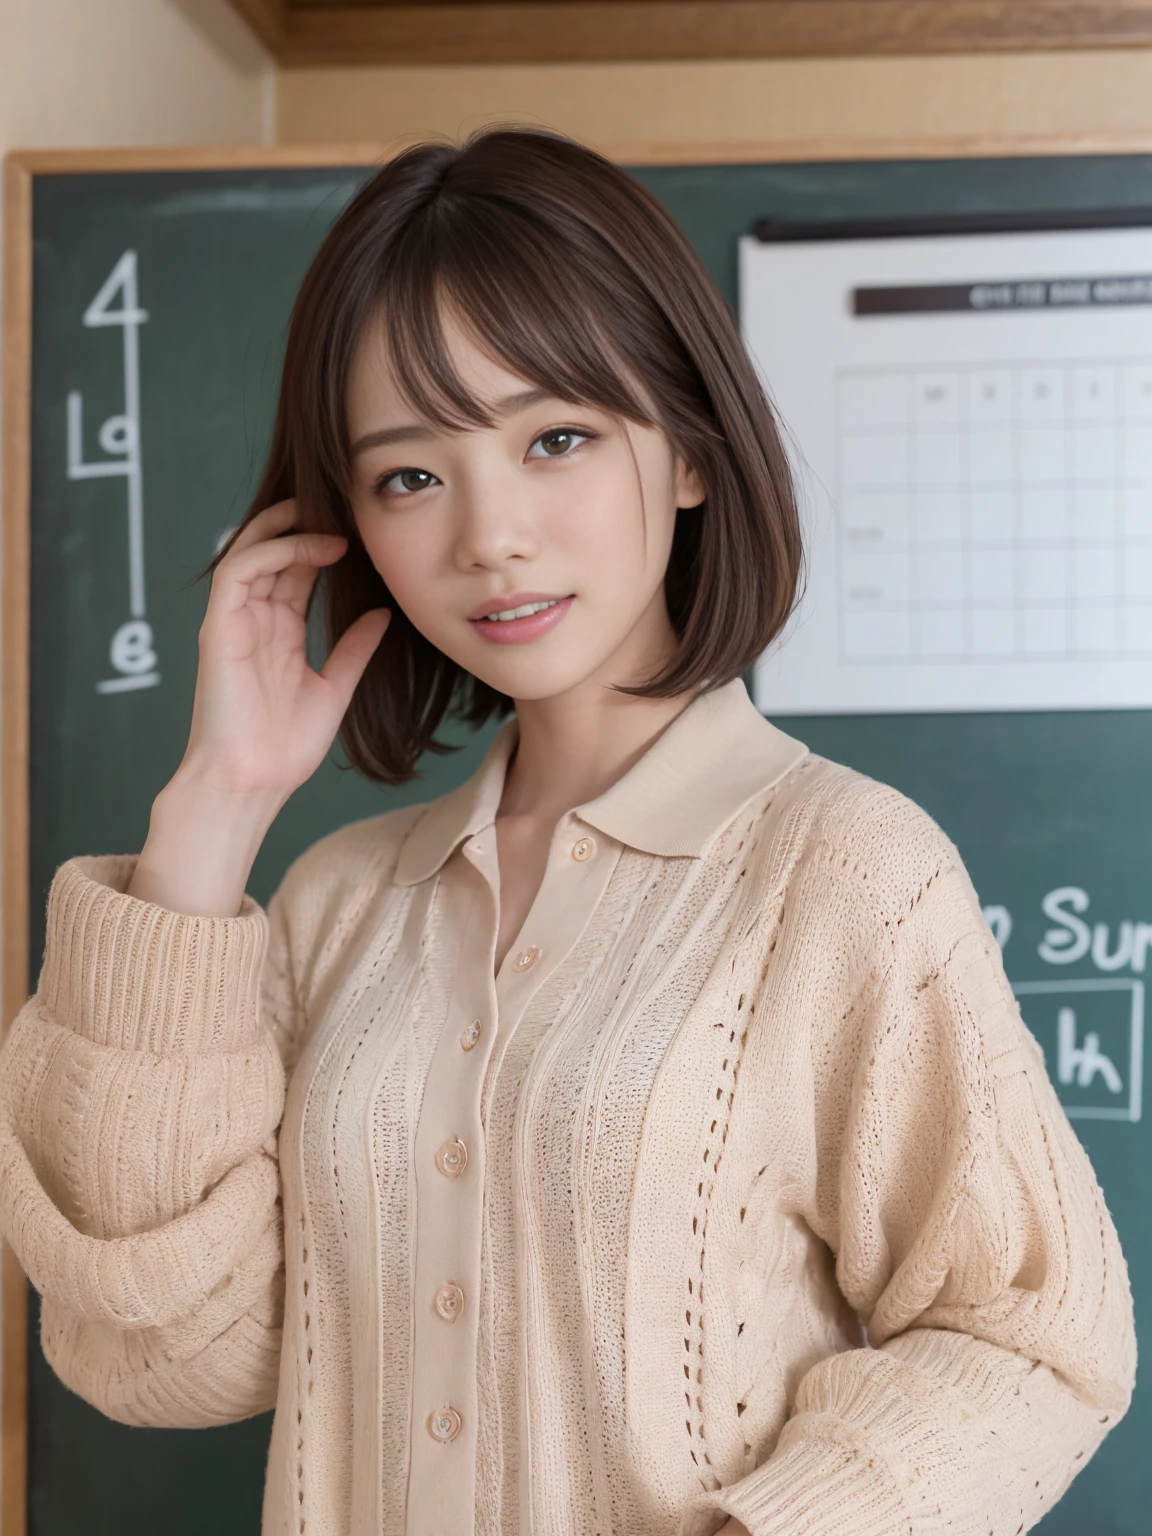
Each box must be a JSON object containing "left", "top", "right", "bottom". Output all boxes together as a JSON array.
[{"left": 0, "top": 679, "right": 1135, "bottom": 1536}]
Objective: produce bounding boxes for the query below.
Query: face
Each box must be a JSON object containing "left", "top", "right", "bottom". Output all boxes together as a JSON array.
[{"left": 345, "top": 308, "right": 705, "bottom": 706}]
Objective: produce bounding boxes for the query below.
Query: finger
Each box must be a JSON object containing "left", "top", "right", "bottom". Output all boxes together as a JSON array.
[
  {"left": 207, "top": 538, "right": 346, "bottom": 629},
  {"left": 212, "top": 532, "right": 347, "bottom": 613},
  {"left": 267, "top": 555, "right": 324, "bottom": 617},
  {"left": 223, "top": 499, "right": 299, "bottom": 556},
  {"left": 318, "top": 609, "right": 392, "bottom": 707}
]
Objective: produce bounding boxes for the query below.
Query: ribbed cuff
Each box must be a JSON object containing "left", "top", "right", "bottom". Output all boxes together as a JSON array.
[
  {"left": 37, "top": 855, "right": 269, "bottom": 1054},
  {"left": 678, "top": 1427, "right": 907, "bottom": 1536}
]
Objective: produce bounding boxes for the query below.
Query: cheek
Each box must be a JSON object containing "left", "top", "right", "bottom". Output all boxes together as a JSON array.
[
  {"left": 547, "top": 462, "right": 655, "bottom": 566},
  {"left": 358, "top": 517, "right": 438, "bottom": 610},
  {"left": 564, "top": 461, "right": 676, "bottom": 579}
]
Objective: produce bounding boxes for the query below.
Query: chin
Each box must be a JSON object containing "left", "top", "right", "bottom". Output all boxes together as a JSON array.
[
  {"left": 470, "top": 665, "right": 598, "bottom": 703},
  {"left": 460, "top": 643, "right": 615, "bottom": 699},
  {"left": 414, "top": 619, "right": 624, "bottom": 701}
]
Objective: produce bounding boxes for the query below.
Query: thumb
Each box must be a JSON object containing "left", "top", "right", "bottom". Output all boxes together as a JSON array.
[{"left": 319, "top": 607, "right": 392, "bottom": 706}]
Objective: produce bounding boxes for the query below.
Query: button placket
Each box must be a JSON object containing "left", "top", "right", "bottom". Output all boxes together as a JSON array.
[
  {"left": 407, "top": 824, "right": 622, "bottom": 1536},
  {"left": 408, "top": 855, "right": 498, "bottom": 1534}
]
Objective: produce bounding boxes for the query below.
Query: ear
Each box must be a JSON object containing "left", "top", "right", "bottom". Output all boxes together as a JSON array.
[{"left": 674, "top": 454, "right": 707, "bottom": 510}]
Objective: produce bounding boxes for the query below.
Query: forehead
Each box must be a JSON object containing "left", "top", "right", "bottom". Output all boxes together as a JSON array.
[
  {"left": 345, "top": 278, "right": 659, "bottom": 443},
  {"left": 347, "top": 307, "right": 535, "bottom": 430}
]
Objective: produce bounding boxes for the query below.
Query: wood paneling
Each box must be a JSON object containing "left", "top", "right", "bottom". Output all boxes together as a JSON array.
[
  {"left": 229, "top": 0, "right": 1152, "bottom": 64},
  {"left": 1, "top": 153, "right": 32, "bottom": 1536}
]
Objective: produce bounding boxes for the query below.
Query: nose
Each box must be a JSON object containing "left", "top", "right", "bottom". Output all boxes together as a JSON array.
[{"left": 451, "top": 461, "right": 541, "bottom": 572}]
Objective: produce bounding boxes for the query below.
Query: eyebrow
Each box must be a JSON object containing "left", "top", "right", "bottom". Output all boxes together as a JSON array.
[{"left": 349, "top": 387, "right": 557, "bottom": 456}]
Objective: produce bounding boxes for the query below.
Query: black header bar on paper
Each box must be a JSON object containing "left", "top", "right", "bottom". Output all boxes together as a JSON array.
[
  {"left": 751, "top": 207, "right": 1152, "bottom": 243},
  {"left": 854, "top": 274, "right": 1152, "bottom": 317}
]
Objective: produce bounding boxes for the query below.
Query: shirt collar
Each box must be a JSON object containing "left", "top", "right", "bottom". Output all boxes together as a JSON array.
[{"left": 392, "top": 676, "right": 808, "bottom": 887}]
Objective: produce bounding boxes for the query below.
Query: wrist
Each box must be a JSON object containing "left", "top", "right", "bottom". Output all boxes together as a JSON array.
[
  {"left": 131, "top": 771, "right": 282, "bottom": 917},
  {"left": 159, "top": 761, "right": 285, "bottom": 830}
]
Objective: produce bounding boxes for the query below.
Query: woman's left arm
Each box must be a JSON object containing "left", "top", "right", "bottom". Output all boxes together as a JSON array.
[{"left": 682, "top": 837, "right": 1136, "bottom": 1536}]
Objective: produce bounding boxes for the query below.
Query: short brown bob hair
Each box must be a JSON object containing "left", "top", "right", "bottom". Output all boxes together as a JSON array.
[{"left": 202, "top": 126, "right": 803, "bottom": 784}]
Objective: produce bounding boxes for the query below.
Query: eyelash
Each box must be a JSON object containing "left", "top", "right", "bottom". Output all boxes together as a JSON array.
[{"left": 371, "top": 426, "right": 598, "bottom": 499}]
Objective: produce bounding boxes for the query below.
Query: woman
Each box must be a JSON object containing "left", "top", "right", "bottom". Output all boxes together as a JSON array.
[{"left": 0, "top": 128, "right": 1135, "bottom": 1536}]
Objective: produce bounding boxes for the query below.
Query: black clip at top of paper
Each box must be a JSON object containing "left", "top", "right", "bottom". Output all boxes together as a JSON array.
[{"left": 751, "top": 207, "right": 1152, "bottom": 243}]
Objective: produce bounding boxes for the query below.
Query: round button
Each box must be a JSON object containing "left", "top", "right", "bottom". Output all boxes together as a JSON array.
[
  {"left": 433, "top": 1282, "right": 465, "bottom": 1322},
  {"left": 427, "top": 1403, "right": 463, "bottom": 1443},
  {"left": 434, "top": 1136, "right": 468, "bottom": 1178},
  {"left": 513, "top": 946, "right": 542, "bottom": 972},
  {"left": 571, "top": 836, "right": 595, "bottom": 862},
  {"left": 460, "top": 1018, "right": 482, "bottom": 1051}
]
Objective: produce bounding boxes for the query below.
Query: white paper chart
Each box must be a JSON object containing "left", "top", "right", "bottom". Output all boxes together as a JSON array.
[{"left": 741, "top": 225, "right": 1152, "bottom": 712}]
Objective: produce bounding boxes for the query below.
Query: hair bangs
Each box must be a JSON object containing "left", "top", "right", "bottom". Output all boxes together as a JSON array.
[{"left": 377, "top": 193, "right": 656, "bottom": 445}]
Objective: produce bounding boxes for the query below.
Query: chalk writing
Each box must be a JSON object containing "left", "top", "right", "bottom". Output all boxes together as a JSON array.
[{"left": 67, "top": 251, "right": 159, "bottom": 695}]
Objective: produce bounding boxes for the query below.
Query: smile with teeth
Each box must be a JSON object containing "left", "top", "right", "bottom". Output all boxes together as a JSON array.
[{"left": 480, "top": 599, "right": 562, "bottom": 622}]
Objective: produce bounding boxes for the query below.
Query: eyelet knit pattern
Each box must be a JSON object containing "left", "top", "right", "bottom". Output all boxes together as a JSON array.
[{"left": 0, "top": 687, "right": 1136, "bottom": 1536}]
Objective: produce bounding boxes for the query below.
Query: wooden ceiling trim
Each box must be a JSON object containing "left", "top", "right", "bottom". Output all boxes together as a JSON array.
[
  {"left": 229, "top": 0, "right": 287, "bottom": 52},
  {"left": 255, "top": 1, "right": 1152, "bottom": 66}
]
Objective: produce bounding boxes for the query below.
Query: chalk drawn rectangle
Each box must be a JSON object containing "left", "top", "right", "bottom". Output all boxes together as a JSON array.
[{"left": 1013, "top": 977, "right": 1143, "bottom": 1122}]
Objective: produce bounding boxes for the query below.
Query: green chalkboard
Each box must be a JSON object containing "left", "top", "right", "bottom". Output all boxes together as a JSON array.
[{"left": 22, "top": 151, "right": 1152, "bottom": 1536}]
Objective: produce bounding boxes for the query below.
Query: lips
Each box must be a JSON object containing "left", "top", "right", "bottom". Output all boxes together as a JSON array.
[
  {"left": 468, "top": 591, "right": 571, "bottom": 621},
  {"left": 468, "top": 594, "right": 575, "bottom": 646}
]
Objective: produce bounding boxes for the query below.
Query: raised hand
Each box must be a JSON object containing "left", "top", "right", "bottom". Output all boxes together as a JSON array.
[
  {"left": 128, "top": 500, "right": 390, "bottom": 918},
  {"left": 181, "top": 498, "right": 390, "bottom": 800}
]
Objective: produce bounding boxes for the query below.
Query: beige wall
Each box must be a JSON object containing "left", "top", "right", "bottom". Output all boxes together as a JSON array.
[
  {"left": 0, "top": 0, "right": 273, "bottom": 152},
  {"left": 279, "top": 48, "right": 1152, "bottom": 159},
  {"left": 0, "top": 5, "right": 272, "bottom": 1528}
]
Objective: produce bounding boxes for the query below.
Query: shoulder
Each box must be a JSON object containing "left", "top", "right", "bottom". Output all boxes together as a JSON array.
[
  {"left": 264, "top": 799, "right": 438, "bottom": 1020},
  {"left": 268, "top": 800, "right": 426, "bottom": 934},
  {"left": 773, "top": 753, "right": 973, "bottom": 933},
  {"left": 279, "top": 800, "right": 423, "bottom": 890}
]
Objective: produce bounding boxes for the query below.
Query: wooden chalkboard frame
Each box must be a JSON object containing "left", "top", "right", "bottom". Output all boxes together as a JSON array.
[{"left": 4, "top": 127, "right": 1152, "bottom": 1536}]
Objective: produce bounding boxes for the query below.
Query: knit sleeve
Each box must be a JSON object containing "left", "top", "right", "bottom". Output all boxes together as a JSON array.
[
  {"left": 680, "top": 840, "right": 1137, "bottom": 1536},
  {"left": 0, "top": 852, "right": 299, "bottom": 1429}
]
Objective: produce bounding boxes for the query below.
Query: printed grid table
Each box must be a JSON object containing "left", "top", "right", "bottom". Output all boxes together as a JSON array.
[{"left": 835, "top": 359, "right": 1152, "bottom": 664}]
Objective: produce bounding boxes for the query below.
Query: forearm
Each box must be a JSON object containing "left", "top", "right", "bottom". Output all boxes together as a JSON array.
[
  {"left": 129, "top": 767, "right": 282, "bottom": 918},
  {"left": 0, "top": 860, "right": 282, "bottom": 1246},
  {"left": 0, "top": 853, "right": 292, "bottom": 1425},
  {"left": 680, "top": 1321, "right": 1129, "bottom": 1536},
  {"left": 38, "top": 1210, "right": 285, "bottom": 1428}
]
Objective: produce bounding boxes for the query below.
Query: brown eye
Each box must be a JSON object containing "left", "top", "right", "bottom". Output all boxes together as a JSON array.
[
  {"left": 527, "top": 428, "right": 591, "bottom": 459},
  {"left": 378, "top": 468, "right": 438, "bottom": 496}
]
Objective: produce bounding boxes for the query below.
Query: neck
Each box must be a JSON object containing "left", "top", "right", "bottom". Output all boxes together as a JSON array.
[
  {"left": 499, "top": 680, "right": 699, "bottom": 825},
  {"left": 496, "top": 592, "right": 699, "bottom": 824}
]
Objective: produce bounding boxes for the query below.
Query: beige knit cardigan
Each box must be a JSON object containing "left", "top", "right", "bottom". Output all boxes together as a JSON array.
[{"left": 0, "top": 679, "right": 1136, "bottom": 1536}]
